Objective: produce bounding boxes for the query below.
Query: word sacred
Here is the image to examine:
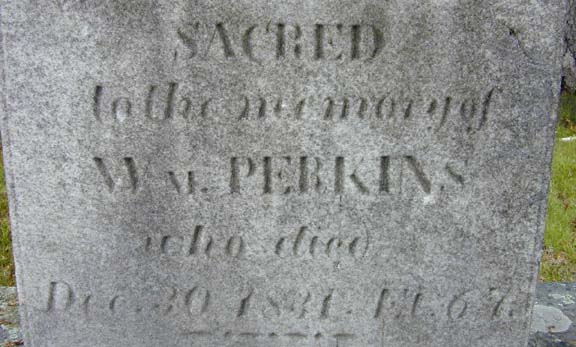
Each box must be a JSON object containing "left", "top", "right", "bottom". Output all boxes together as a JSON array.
[{"left": 176, "top": 22, "right": 385, "bottom": 62}]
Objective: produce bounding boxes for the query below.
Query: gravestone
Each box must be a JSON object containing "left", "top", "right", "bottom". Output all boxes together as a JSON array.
[{"left": 0, "top": 1, "right": 567, "bottom": 346}]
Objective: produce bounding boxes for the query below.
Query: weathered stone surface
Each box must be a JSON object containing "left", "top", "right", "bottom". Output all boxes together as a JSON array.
[
  {"left": 532, "top": 282, "right": 576, "bottom": 345},
  {"left": 563, "top": 53, "right": 576, "bottom": 93},
  {"left": 0, "top": 1, "right": 567, "bottom": 347},
  {"left": 567, "top": 0, "right": 576, "bottom": 58},
  {"left": 532, "top": 305, "right": 573, "bottom": 334},
  {"left": 563, "top": 0, "right": 576, "bottom": 93},
  {"left": 0, "top": 287, "right": 22, "bottom": 346},
  {"left": 529, "top": 332, "right": 572, "bottom": 347}
]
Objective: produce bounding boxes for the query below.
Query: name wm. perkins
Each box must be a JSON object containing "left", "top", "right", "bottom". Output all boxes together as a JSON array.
[{"left": 92, "top": 155, "right": 467, "bottom": 196}]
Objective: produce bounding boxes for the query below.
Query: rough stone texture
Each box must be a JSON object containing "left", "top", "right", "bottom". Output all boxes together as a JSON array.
[
  {"left": 529, "top": 333, "right": 573, "bottom": 347},
  {"left": 532, "top": 282, "right": 576, "bottom": 345},
  {"left": 0, "top": 1, "right": 567, "bottom": 347},
  {"left": 0, "top": 287, "right": 22, "bottom": 346},
  {"left": 563, "top": 53, "right": 576, "bottom": 93},
  {"left": 567, "top": 0, "right": 576, "bottom": 58},
  {"left": 563, "top": 0, "right": 576, "bottom": 93},
  {"left": 532, "top": 305, "right": 573, "bottom": 334}
]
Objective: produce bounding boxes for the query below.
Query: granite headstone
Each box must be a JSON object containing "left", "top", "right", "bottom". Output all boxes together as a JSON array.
[{"left": 0, "top": 1, "right": 568, "bottom": 346}]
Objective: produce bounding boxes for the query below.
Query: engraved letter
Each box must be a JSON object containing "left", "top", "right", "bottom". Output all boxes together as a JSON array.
[
  {"left": 335, "top": 157, "right": 370, "bottom": 194},
  {"left": 93, "top": 85, "right": 103, "bottom": 122},
  {"left": 144, "top": 82, "right": 179, "bottom": 120},
  {"left": 189, "top": 225, "right": 213, "bottom": 257},
  {"left": 168, "top": 171, "right": 195, "bottom": 194},
  {"left": 206, "top": 23, "right": 236, "bottom": 58},
  {"left": 403, "top": 156, "right": 431, "bottom": 194},
  {"left": 380, "top": 156, "right": 390, "bottom": 193},
  {"left": 369, "top": 25, "right": 384, "bottom": 59},
  {"left": 161, "top": 235, "right": 184, "bottom": 256},
  {"left": 46, "top": 281, "right": 75, "bottom": 312},
  {"left": 93, "top": 157, "right": 139, "bottom": 193},
  {"left": 112, "top": 97, "right": 132, "bottom": 123},
  {"left": 315, "top": 24, "right": 345, "bottom": 60},
  {"left": 242, "top": 25, "right": 260, "bottom": 63},
  {"left": 270, "top": 157, "right": 297, "bottom": 195},
  {"left": 448, "top": 291, "right": 470, "bottom": 320},
  {"left": 226, "top": 236, "right": 245, "bottom": 258},
  {"left": 230, "top": 157, "right": 255, "bottom": 193},
  {"left": 177, "top": 23, "right": 200, "bottom": 58},
  {"left": 299, "top": 157, "right": 323, "bottom": 193}
]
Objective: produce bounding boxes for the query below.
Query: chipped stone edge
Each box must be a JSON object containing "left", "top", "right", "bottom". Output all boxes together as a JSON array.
[{"left": 0, "top": 2, "right": 34, "bottom": 347}]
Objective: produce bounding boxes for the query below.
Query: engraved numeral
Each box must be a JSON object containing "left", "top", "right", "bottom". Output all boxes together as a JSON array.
[
  {"left": 185, "top": 287, "right": 211, "bottom": 316},
  {"left": 448, "top": 291, "right": 470, "bottom": 320}
]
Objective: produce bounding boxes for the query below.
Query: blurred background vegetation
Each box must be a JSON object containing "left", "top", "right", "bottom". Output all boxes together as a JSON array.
[
  {"left": 0, "top": 149, "right": 13, "bottom": 287},
  {"left": 0, "top": 95, "right": 574, "bottom": 285},
  {"left": 541, "top": 92, "right": 576, "bottom": 282}
]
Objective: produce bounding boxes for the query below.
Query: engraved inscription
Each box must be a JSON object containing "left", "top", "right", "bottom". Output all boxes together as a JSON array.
[
  {"left": 92, "top": 155, "right": 466, "bottom": 197},
  {"left": 93, "top": 83, "right": 498, "bottom": 136},
  {"left": 145, "top": 226, "right": 245, "bottom": 259},
  {"left": 1, "top": 0, "right": 548, "bottom": 344},
  {"left": 230, "top": 156, "right": 436, "bottom": 195},
  {"left": 274, "top": 226, "right": 370, "bottom": 260},
  {"left": 237, "top": 91, "right": 497, "bottom": 134},
  {"left": 42, "top": 281, "right": 522, "bottom": 324},
  {"left": 143, "top": 224, "right": 367, "bottom": 262},
  {"left": 176, "top": 22, "right": 385, "bottom": 62}
]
